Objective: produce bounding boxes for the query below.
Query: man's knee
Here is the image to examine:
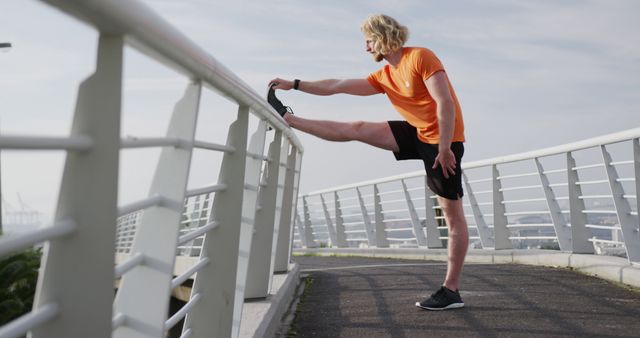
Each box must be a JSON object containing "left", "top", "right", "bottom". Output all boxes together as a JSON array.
[
  {"left": 440, "top": 202, "right": 467, "bottom": 228},
  {"left": 349, "top": 121, "right": 367, "bottom": 140}
]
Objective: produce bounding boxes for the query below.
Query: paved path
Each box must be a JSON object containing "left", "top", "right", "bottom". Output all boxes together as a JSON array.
[{"left": 288, "top": 256, "right": 640, "bottom": 338}]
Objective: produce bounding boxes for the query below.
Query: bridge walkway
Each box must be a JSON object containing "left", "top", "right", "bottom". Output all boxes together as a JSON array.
[{"left": 288, "top": 256, "right": 640, "bottom": 338}]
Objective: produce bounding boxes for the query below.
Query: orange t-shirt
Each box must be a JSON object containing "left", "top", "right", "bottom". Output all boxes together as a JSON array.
[{"left": 367, "top": 47, "right": 465, "bottom": 144}]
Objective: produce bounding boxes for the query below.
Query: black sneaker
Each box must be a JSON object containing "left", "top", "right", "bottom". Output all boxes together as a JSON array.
[
  {"left": 267, "top": 84, "right": 293, "bottom": 117},
  {"left": 415, "top": 286, "right": 464, "bottom": 311}
]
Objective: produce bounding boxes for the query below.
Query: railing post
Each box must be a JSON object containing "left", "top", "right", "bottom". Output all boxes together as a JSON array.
[
  {"left": 463, "top": 173, "right": 494, "bottom": 248},
  {"left": 289, "top": 150, "right": 305, "bottom": 250},
  {"left": 183, "top": 105, "right": 249, "bottom": 338},
  {"left": 230, "top": 120, "right": 269, "bottom": 337},
  {"left": 245, "top": 129, "right": 282, "bottom": 299},
  {"left": 423, "top": 177, "right": 444, "bottom": 248},
  {"left": 301, "top": 197, "right": 317, "bottom": 247},
  {"left": 274, "top": 145, "right": 299, "bottom": 271},
  {"left": 535, "top": 158, "right": 572, "bottom": 251},
  {"left": 373, "top": 184, "right": 389, "bottom": 247},
  {"left": 566, "top": 152, "right": 594, "bottom": 253},
  {"left": 401, "top": 179, "right": 427, "bottom": 246},
  {"left": 320, "top": 194, "right": 338, "bottom": 247},
  {"left": 634, "top": 138, "right": 639, "bottom": 239},
  {"left": 31, "top": 35, "right": 124, "bottom": 338},
  {"left": 270, "top": 138, "right": 289, "bottom": 268},
  {"left": 492, "top": 165, "right": 512, "bottom": 249},
  {"left": 334, "top": 191, "right": 348, "bottom": 247},
  {"left": 356, "top": 187, "right": 376, "bottom": 247},
  {"left": 113, "top": 80, "right": 201, "bottom": 338},
  {"left": 296, "top": 211, "right": 314, "bottom": 248},
  {"left": 601, "top": 145, "right": 640, "bottom": 262}
]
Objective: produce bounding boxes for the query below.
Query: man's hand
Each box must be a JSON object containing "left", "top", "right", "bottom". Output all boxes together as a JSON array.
[
  {"left": 269, "top": 78, "right": 293, "bottom": 90},
  {"left": 432, "top": 147, "right": 457, "bottom": 179}
]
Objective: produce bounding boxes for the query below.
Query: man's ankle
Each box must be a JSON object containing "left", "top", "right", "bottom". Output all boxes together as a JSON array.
[
  {"left": 443, "top": 283, "right": 458, "bottom": 291},
  {"left": 283, "top": 112, "right": 294, "bottom": 127}
]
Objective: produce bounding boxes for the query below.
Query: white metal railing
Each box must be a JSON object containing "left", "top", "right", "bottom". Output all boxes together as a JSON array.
[
  {"left": 294, "top": 128, "right": 640, "bottom": 264},
  {"left": 0, "top": 1, "right": 303, "bottom": 338}
]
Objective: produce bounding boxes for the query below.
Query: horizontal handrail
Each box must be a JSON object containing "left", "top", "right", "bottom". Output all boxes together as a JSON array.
[
  {"left": 185, "top": 184, "right": 227, "bottom": 197},
  {"left": 247, "top": 151, "right": 271, "bottom": 162},
  {"left": 193, "top": 140, "right": 235, "bottom": 153},
  {"left": 0, "top": 135, "right": 93, "bottom": 151},
  {"left": 303, "top": 128, "right": 640, "bottom": 196},
  {"left": 507, "top": 223, "right": 555, "bottom": 228},
  {"left": 0, "top": 220, "right": 76, "bottom": 258},
  {"left": 165, "top": 293, "right": 202, "bottom": 330},
  {"left": 177, "top": 221, "right": 220, "bottom": 245},
  {"left": 114, "top": 252, "right": 145, "bottom": 278},
  {"left": 464, "top": 128, "right": 640, "bottom": 168},
  {"left": 118, "top": 195, "right": 183, "bottom": 216},
  {"left": 41, "top": 0, "right": 303, "bottom": 151},
  {"left": 120, "top": 137, "right": 187, "bottom": 149},
  {"left": 0, "top": 303, "right": 59, "bottom": 338},
  {"left": 171, "top": 257, "right": 210, "bottom": 288},
  {"left": 497, "top": 172, "right": 538, "bottom": 180}
]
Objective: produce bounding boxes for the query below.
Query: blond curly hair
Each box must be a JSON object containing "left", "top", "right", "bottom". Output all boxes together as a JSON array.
[{"left": 360, "top": 14, "right": 409, "bottom": 58}]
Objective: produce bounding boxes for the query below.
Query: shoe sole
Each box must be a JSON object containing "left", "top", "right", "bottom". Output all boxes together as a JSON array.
[{"left": 415, "top": 302, "right": 465, "bottom": 311}]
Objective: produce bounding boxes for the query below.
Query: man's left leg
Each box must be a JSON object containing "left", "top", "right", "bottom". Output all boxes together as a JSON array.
[
  {"left": 437, "top": 196, "right": 469, "bottom": 291},
  {"left": 415, "top": 195, "right": 468, "bottom": 310}
]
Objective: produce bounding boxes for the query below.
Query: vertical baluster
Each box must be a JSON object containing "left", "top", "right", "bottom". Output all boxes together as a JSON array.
[
  {"left": 230, "top": 120, "right": 268, "bottom": 338},
  {"left": 601, "top": 145, "right": 640, "bottom": 263},
  {"left": 270, "top": 138, "right": 289, "bottom": 270},
  {"left": 113, "top": 82, "right": 202, "bottom": 337},
  {"left": 320, "top": 194, "right": 338, "bottom": 247},
  {"left": 295, "top": 211, "right": 311, "bottom": 248},
  {"left": 183, "top": 105, "right": 249, "bottom": 338},
  {"left": 492, "top": 165, "right": 512, "bottom": 249},
  {"left": 423, "top": 177, "right": 443, "bottom": 248},
  {"left": 356, "top": 187, "right": 376, "bottom": 247},
  {"left": 402, "top": 179, "right": 427, "bottom": 246},
  {"left": 373, "top": 184, "right": 389, "bottom": 247},
  {"left": 302, "top": 197, "right": 317, "bottom": 247},
  {"left": 566, "top": 152, "right": 594, "bottom": 253},
  {"left": 287, "top": 151, "right": 305, "bottom": 253},
  {"left": 274, "top": 146, "right": 300, "bottom": 271},
  {"left": 535, "top": 158, "right": 572, "bottom": 251},
  {"left": 32, "top": 35, "right": 124, "bottom": 338},
  {"left": 245, "top": 130, "right": 282, "bottom": 298},
  {"left": 634, "top": 139, "right": 639, "bottom": 238},
  {"left": 463, "top": 173, "right": 494, "bottom": 248},
  {"left": 334, "top": 191, "right": 348, "bottom": 247}
]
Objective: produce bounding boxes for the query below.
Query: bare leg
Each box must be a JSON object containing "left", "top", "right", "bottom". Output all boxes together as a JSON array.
[
  {"left": 437, "top": 196, "right": 469, "bottom": 291},
  {"left": 284, "top": 112, "right": 399, "bottom": 152}
]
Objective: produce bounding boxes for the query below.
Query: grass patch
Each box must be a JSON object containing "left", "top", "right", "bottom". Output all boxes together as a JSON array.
[
  {"left": 284, "top": 275, "right": 314, "bottom": 337},
  {"left": 291, "top": 252, "right": 320, "bottom": 257}
]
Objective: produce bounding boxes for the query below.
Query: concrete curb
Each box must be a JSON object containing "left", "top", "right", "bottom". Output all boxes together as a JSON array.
[
  {"left": 294, "top": 248, "right": 640, "bottom": 288},
  {"left": 239, "top": 263, "right": 301, "bottom": 338}
]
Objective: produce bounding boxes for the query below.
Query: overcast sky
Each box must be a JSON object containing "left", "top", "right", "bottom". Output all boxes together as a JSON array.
[{"left": 1, "top": 0, "right": 639, "bottom": 224}]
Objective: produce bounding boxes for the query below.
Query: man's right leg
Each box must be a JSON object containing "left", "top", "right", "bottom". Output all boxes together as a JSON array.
[{"left": 284, "top": 112, "right": 399, "bottom": 152}]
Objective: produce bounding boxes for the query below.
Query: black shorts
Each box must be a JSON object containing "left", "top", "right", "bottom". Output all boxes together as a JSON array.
[{"left": 388, "top": 120, "right": 464, "bottom": 200}]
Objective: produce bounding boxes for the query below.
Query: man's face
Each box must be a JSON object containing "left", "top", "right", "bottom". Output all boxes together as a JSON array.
[{"left": 365, "top": 37, "right": 383, "bottom": 62}]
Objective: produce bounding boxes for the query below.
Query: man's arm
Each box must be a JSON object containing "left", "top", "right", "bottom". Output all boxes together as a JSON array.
[
  {"left": 425, "top": 71, "right": 457, "bottom": 178},
  {"left": 269, "top": 78, "right": 379, "bottom": 96}
]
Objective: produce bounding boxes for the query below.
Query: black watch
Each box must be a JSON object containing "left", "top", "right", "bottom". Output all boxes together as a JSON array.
[{"left": 293, "top": 79, "right": 301, "bottom": 90}]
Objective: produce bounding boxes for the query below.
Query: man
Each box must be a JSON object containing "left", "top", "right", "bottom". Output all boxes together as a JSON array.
[{"left": 270, "top": 14, "right": 468, "bottom": 311}]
